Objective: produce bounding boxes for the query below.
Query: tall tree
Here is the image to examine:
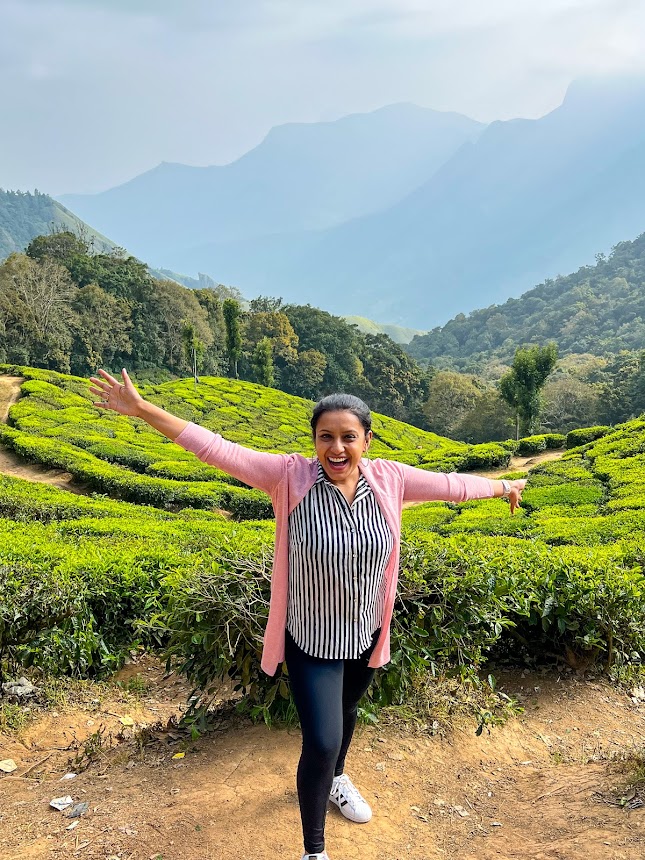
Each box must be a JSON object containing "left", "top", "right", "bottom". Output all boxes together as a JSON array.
[
  {"left": 223, "top": 298, "right": 243, "bottom": 378},
  {"left": 251, "top": 337, "right": 275, "bottom": 388},
  {"left": 423, "top": 370, "right": 482, "bottom": 438},
  {"left": 500, "top": 343, "right": 558, "bottom": 437}
]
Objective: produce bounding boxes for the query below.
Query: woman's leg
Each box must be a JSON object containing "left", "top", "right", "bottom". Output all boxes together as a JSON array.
[
  {"left": 334, "top": 633, "right": 378, "bottom": 777},
  {"left": 285, "top": 632, "right": 344, "bottom": 855}
]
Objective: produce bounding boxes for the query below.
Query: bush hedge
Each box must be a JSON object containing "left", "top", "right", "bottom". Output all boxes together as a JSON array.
[{"left": 567, "top": 426, "right": 612, "bottom": 448}]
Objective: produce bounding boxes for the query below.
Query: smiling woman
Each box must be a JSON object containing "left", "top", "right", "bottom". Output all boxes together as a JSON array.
[{"left": 88, "top": 368, "right": 525, "bottom": 860}]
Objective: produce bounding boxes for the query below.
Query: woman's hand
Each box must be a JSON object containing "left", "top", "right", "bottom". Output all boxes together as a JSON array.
[
  {"left": 89, "top": 368, "right": 143, "bottom": 417},
  {"left": 508, "top": 478, "right": 527, "bottom": 515}
]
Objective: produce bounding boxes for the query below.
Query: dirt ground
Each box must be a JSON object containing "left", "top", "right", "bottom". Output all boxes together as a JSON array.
[
  {"left": 0, "top": 376, "right": 85, "bottom": 492},
  {"left": 2, "top": 660, "right": 645, "bottom": 860}
]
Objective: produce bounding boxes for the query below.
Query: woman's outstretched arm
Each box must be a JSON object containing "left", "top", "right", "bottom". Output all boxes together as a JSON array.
[{"left": 89, "top": 368, "right": 287, "bottom": 494}]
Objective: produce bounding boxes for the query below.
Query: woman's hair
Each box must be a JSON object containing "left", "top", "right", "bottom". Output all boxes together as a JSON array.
[{"left": 310, "top": 393, "right": 372, "bottom": 436}]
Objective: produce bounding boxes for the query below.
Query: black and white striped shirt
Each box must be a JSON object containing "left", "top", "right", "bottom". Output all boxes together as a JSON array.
[{"left": 287, "top": 463, "right": 394, "bottom": 659}]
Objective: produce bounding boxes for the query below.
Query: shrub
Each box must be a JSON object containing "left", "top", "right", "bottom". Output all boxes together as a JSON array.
[
  {"left": 567, "top": 426, "right": 612, "bottom": 448},
  {"left": 454, "top": 443, "right": 511, "bottom": 471},
  {"left": 516, "top": 434, "right": 566, "bottom": 456}
]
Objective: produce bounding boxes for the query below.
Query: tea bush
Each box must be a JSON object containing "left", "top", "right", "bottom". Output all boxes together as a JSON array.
[
  {"left": 567, "top": 426, "right": 612, "bottom": 448},
  {"left": 5, "top": 367, "right": 645, "bottom": 721}
]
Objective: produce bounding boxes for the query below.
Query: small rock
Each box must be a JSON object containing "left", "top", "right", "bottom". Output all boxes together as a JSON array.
[
  {"left": 0, "top": 759, "right": 18, "bottom": 774},
  {"left": 375, "top": 762, "right": 386, "bottom": 771},
  {"left": 66, "top": 801, "right": 90, "bottom": 818},
  {"left": 50, "top": 796, "right": 74, "bottom": 811},
  {"left": 433, "top": 799, "right": 445, "bottom": 807},
  {"left": 66, "top": 821, "right": 79, "bottom": 831},
  {"left": 491, "top": 821, "right": 502, "bottom": 827},
  {"left": 453, "top": 805, "right": 470, "bottom": 818},
  {"left": 59, "top": 772, "right": 77, "bottom": 781},
  {"left": 1, "top": 677, "right": 35, "bottom": 699},
  {"left": 387, "top": 752, "right": 405, "bottom": 761}
]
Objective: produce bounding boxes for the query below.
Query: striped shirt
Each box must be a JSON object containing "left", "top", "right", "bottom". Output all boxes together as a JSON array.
[{"left": 287, "top": 463, "right": 394, "bottom": 659}]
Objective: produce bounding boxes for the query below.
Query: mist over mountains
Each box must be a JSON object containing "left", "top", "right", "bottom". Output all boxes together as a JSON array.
[
  {"left": 58, "top": 78, "right": 645, "bottom": 329},
  {"left": 60, "top": 103, "right": 482, "bottom": 271}
]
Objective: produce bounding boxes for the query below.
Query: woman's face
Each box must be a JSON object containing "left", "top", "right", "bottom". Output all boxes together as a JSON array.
[{"left": 314, "top": 409, "right": 372, "bottom": 485}]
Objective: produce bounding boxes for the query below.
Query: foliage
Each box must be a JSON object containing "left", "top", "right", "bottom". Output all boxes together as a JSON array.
[
  {"left": 5, "top": 367, "right": 645, "bottom": 721},
  {"left": 516, "top": 433, "right": 566, "bottom": 456},
  {"left": 406, "top": 232, "right": 645, "bottom": 370},
  {"left": 567, "top": 426, "right": 612, "bottom": 448},
  {"left": 500, "top": 343, "right": 558, "bottom": 436}
]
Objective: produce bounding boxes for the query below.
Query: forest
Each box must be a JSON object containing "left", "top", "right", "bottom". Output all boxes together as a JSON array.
[{"left": 2, "top": 229, "right": 645, "bottom": 441}]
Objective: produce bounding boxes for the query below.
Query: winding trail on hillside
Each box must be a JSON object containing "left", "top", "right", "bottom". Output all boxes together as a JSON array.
[
  {"left": 0, "top": 374, "right": 564, "bottom": 497},
  {"left": 479, "top": 448, "right": 564, "bottom": 479},
  {"left": 0, "top": 375, "right": 87, "bottom": 493}
]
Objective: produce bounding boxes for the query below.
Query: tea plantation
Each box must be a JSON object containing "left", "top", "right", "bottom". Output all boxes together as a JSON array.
[{"left": 1, "top": 366, "right": 645, "bottom": 721}]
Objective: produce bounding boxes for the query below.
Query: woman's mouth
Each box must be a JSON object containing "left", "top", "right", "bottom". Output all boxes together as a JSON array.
[{"left": 327, "top": 457, "right": 349, "bottom": 471}]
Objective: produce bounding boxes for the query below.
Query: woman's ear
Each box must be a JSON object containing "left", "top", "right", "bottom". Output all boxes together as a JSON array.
[{"left": 364, "top": 429, "right": 373, "bottom": 452}]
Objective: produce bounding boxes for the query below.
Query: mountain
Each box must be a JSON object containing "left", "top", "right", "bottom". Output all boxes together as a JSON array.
[
  {"left": 0, "top": 190, "right": 115, "bottom": 261},
  {"left": 344, "top": 315, "right": 424, "bottom": 345},
  {"left": 58, "top": 103, "right": 483, "bottom": 267},
  {"left": 164, "top": 77, "right": 645, "bottom": 329},
  {"left": 406, "top": 229, "right": 645, "bottom": 370}
]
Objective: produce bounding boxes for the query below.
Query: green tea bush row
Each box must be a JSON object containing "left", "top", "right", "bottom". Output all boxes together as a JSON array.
[
  {"left": 566, "top": 426, "right": 612, "bottom": 448},
  {"left": 0, "top": 426, "right": 272, "bottom": 519},
  {"left": 516, "top": 433, "right": 566, "bottom": 456}
]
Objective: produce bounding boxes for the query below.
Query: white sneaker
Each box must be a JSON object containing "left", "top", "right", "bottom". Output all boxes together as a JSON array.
[
  {"left": 301, "top": 854, "right": 329, "bottom": 860},
  {"left": 329, "top": 773, "right": 372, "bottom": 823}
]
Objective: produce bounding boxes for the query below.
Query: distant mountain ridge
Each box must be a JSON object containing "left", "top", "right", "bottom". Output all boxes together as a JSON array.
[
  {"left": 406, "top": 230, "right": 645, "bottom": 370},
  {"left": 54, "top": 78, "right": 645, "bottom": 331},
  {"left": 159, "top": 77, "right": 645, "bottom": 329},
  {"left": 58, "top": 103, "right": 483, "bottom": 272},
  {"left": 0, "top": 190, "right": 115, "bottom": 260}
]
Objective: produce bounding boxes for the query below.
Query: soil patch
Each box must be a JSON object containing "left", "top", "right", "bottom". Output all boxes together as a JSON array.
[
  {"left": 480, "top": 449, "right": 564, "bottom": 480},
  {"left": 2, "top": 662, "right": 645, "bottom": 860},
  {"left": 0, "top": 375, "right": 87, "bottom": 493}
]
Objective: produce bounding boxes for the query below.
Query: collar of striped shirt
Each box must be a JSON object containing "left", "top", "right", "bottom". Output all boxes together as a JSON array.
[{"left": 314, "top": 461, "right": 372, "bottom": 503}]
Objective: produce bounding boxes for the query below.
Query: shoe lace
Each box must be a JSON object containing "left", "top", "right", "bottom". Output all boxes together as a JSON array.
[{"left": 335, "top": 774, "right": 364, "bottom": 806}]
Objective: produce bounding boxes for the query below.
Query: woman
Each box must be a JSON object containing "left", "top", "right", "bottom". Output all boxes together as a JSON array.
[{"left": 89, "top": 369, "right": 525, "bottom": 860}]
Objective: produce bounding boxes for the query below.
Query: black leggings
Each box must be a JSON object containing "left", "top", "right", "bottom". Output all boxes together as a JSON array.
[{"left": 284, "top": 629, "right": 378, "bottom": 855}]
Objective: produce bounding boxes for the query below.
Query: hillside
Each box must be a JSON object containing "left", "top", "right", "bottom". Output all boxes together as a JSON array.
[
  {"left": 406, "top": 230, "right": 645, "bottom": 370},
  {"left": 344, "top": 315, "right": 425, "bottom": 345},
  {"left": 59, "top": 103, "right": 483, "bottom": 267},
  {"left": 163, "top": 77, "right": 645, "bottom": 329},
  {"left": 0, "top": 190, "right": 115, "bottom": 261}
]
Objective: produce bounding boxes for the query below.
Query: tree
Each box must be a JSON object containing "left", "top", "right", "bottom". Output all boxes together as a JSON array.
[
  {"left": 358, "top": 333, "right": 430, "bottom": 425},
  {"left": 500, "top": 343, "right": 558, "bottom": 438},
  {"left": 26, "top": 231, "right": 89, "bottom": 267},
  {"left": 1, "top": 253, "right": 77, "bottom": 370},
  {"left": 223, "top": 298, "right": 243, "bottom": 378},
  {"left": 249, "top": 295, "right": 283, "bottom": 313},
  {"left": 70, "top": 283, "right": 132, "bottom": 375},
  {"left": 541, "top": 376, "right": 600, "bottom": 433},
  {"left": 251, "top": 337, "right": 275, "bottom": 388},
  {"left": 455, "top": 389, "right": 515, "bottom": 443},
  {"left": 422, "top": 371, "right": 482, "bottom": 439},
  {"left": 182, "top": 322, "right": 205, "bottom": 385},
  {"left": 284, "top": 304, "right": 365, "bottom": 394}
]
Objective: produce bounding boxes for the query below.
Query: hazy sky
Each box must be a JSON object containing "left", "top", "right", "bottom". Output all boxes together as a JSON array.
[{"left": 1, "top": 0, "right": 644, "bottom": 195}]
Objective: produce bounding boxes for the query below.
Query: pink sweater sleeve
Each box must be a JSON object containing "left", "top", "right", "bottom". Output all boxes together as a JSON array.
[
  {"left": 174, "top": 422, "right": 287, "bottom": 495},
  {"left": 401, "top": 463, "right": 494, "bottom": 503}
]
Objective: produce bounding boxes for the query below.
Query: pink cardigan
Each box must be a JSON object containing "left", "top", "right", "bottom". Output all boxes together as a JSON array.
[{"left": 175, "top": 423, "right": 495, "bottom": 675}]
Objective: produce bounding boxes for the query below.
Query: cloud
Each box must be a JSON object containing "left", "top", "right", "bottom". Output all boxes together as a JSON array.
[{"left": 1, "top": 0, "right": 644, "bottom": 195}]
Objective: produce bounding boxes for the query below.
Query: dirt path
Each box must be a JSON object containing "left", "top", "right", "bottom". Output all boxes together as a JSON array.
[
  {"left": 0, "top": 375, "right": 86, "bottom": 493},
  {"left": 1, "top": 662, "right": 644, "bottom": 860},
  {"left": 479, "top": 449, "right": 564, "bottom": 480}
]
